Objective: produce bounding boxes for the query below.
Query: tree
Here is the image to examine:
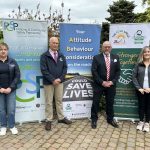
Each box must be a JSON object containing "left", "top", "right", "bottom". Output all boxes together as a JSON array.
[
  {"left": 135, "top": 0, "right": 150, "bottom": 22},
  {"left": 142, "top": 0, "right": 150, "bottom": 5},
  {"left": 100, "top": 22, "right": 109, "bottom": 44},
  {"left": 101, "top": 0, "right": 136, "bottom": 45},
  {"left": 8, "top": 2, "right": 71, "bottom": 36},
  {"left": 135, "top": 10, "right": 150, "bottom": 22},
  {"left": 106, "top": 0, "right": 136, "bottom": 23},
  {"left": 0, "top": 20, "right": 3, "bottom": 42}
]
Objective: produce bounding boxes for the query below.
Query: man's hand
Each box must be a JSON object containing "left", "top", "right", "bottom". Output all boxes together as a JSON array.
[
  {"left": 107, "top": 81, "right": 113, "bottom": 86},
  {"left": 55, "top": 78, "right": 61, "bottom": 83},
  {"left": 52, "top": 78, "right": 61, "bottom": 85},
  {"left": 102, "top": 81, "right": 113, "bottom": 88},
  {"left": 102, "top": 81, "right": 110, "bottom": 88}
]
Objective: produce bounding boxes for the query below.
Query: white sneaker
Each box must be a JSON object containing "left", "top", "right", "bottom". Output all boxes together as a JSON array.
[
  {"left": 0, "top": 127, "right": 7, "bottom": 136},
  {"left": 143, "top": 123, "right": 149, "bottom": 132},
  {"left": 10, "top": 127, "right": 18, "bottom": 135},
  {"left": 136, "top": 121, "right": 144, "bottom": 131}
]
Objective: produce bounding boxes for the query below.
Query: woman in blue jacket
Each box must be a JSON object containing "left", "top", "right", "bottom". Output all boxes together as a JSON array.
[
  {"left": 0, "top": 43, "right": 20, "bottom": 135},
  {"left": 132, "top": 46, "right": 150, "bottom": 132}
]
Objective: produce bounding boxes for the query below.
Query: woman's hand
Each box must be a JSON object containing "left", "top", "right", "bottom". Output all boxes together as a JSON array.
[
  {"left": 139, "top": 88, "right": 145, "bottom": 94},
  {"left": 4, "top": 88, "right": 12, "bottom": 94},
  {"left": 0, "top": 88, "right": 5, "bottom": 93},
  {"left": 0, "top": 88, "right": 12, "bottom": 94},
  {"left": 144, "top": 88, "right": 150, "bottom": 93}
]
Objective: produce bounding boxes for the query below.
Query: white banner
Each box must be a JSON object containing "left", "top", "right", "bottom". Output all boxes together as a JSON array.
[
  {"left": 2, "top": 19, "right": 48, "bottom": 123},
  {"left": 63, "top": 101, "right": 92, "bottom": 119},
  {"left": 110, "top": 23, "right": 150, "bottom": 48}
]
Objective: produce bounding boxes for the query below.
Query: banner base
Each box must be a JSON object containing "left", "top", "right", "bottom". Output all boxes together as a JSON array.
[{"left": 114, "top": 117, "right": 139, "bottom": 123}]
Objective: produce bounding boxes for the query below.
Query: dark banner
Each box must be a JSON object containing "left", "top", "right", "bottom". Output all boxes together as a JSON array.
[{"left": 112, "top": 48, "right": 140, "bottom": 119}]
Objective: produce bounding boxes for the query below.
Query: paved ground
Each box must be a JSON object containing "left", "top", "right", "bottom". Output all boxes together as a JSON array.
[{"left": 0, "top": 114, "right": 150, "bottom": 150}]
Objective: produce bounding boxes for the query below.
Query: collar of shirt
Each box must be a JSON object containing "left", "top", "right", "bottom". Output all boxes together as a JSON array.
[
  {"left": 0, "top": 57, "right": 8, "bottom": 63},
  {"left": 103, "top": 53, "right": 110, "bottom": 61},
  {"left": 49, "top": 49, "right": 58, "bottom": 59}
]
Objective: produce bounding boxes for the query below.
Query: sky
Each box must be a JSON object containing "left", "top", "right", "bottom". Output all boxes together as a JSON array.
[{"left": 0, "top": 0, "right": 147, "bottom": 24}]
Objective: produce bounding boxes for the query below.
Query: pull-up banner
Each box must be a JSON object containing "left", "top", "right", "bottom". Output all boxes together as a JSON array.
[
  {"left": 60, "top": 23, "right": 101, "bottom": 119},
  {"left": 2, "top": 19, "right": 48, "bottom": 123},
  {"left": 109, "top": 23, "right": 150, "bottom": 120}
]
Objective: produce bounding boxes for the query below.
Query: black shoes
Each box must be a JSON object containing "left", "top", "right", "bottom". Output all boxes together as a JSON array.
[
  {"left": 107, "top": 120, "right": 119, "bottom": 128},
  {"left": 91, "top": 120, "right": 97, "bottom": 129},
  {"left": 45, "top": 121, "right": 51, "bottom": 131},
  {"left": 58, "top": 118, "right": 72, "bottom": 125}
]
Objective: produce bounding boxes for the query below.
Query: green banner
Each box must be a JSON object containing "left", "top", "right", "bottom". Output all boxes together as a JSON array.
[{"left": 112, "top": 48, "right": 140, "bottom": 119}]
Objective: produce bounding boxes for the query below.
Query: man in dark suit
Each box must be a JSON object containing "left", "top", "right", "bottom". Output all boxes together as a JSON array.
[{"left": 91, "top": 41, "right": 120, "bottom": 129}]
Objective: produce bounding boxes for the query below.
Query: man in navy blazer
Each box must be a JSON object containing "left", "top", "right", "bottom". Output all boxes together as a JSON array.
[
  {"left": 40, "top": 37, "right": 72, "bottom": 131},
  {"left": 91, "top": 41, "right": 120, "bottom": 129}
]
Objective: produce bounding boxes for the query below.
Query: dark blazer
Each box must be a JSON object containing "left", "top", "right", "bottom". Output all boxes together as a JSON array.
[
  {"left": 91, "top": 53, "right": 120, "bottom": 87},
  {"left": 132, "top": 62, "right": 150, "bottom": 90},
  {"left": 40, "top": 50, "right": 67, "bottom": 85}
]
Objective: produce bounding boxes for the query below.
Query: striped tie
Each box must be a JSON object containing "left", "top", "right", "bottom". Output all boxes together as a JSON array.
[{"left": 105, "top": 56, "right": 110, "bottom": 81}]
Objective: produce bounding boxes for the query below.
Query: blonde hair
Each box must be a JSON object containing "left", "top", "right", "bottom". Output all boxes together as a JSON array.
[
  {"left": 0, "top": 42, "right": 9, "bottom": 50},
  {"left": 138, "top": 46, "right": 150, "bottom": 63}
]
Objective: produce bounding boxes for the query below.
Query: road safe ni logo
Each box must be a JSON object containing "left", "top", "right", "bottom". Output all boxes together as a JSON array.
[{"left": 134, "top": 30, "right": 144, "bottom": 44}]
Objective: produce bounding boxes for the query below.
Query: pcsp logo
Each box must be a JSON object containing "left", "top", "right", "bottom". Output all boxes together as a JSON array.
[{"left": 4, "top": 21, "right": 18, "bottom": 31}]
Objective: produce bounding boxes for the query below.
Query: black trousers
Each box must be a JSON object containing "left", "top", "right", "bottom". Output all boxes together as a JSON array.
[
  {"left": 91, "top": 85, "right": 116, "bottom": 122},
  {"left": 136, "top": 91, "right": 150, "bottom": 122}
]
